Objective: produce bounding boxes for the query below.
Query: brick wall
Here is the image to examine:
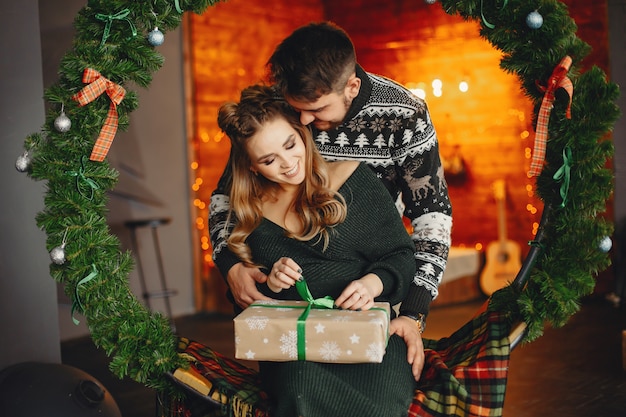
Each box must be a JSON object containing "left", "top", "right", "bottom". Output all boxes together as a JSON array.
[{"left": 189, "top": 0, "right": 610, "bottom": 310}]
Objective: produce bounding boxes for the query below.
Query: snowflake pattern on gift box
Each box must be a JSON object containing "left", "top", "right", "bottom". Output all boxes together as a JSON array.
[
  {"left": 244, "top": 315, "right": 269, "bottom": 330},
  {"left": 331, "top": 314, "right": 351, "bottom": 322},
  {"left": 369, "top": 317, "right": 385, "bottom": 327},
  {"left": 366, "top": 342, "right": 385, "bottom": 362},
  {"left": 280, "top": 330, "right": 299, "bottom": 359},
  {"left": 319, "top": 341, "right": 342, "bottom": 361}
]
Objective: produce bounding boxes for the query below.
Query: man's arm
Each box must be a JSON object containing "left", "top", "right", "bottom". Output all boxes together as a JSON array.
[
  {"left": 208, "top": 160, "right": 240, "bottom": 278},
  {"left": 390, "top": 99, "right": 452, "bottom": 381},
  {"left": 395, "top": 100, "right": 452, "bottom": 318},
  {"left": 208, "top": 159, "right": 270, "bottom": 309}
]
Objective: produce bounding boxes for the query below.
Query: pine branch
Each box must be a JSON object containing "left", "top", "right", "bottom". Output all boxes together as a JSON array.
[{"left": 18, "top": 0, "right": 619, "bottom": 397}]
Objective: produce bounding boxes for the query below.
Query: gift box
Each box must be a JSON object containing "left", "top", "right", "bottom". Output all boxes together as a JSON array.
[{"left": 233, "top": 300, "right": 390, "bottom": 363}]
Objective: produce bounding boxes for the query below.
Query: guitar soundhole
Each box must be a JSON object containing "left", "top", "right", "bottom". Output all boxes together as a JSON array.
[{"left": 497, "top": 252, "right": 510, "bottom": 263}]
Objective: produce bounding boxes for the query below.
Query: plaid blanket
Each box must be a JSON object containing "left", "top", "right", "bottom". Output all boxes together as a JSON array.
[
  {"left": 410, "top": 309, "right": 511, "bottom": 416},
  {"left": 167, "top": 308, "right": 512, "bottom": 417}
]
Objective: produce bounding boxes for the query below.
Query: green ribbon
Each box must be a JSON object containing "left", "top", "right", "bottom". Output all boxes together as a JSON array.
[
  {"left": 294, "top": 279, "right": 335, "bottom": 360},
  {"left": 481, "top": 0, "right": 509, "bottom": 29},
  {"left": 174, "top": 0, "right": 183, "bottom": 14},
  {"left": 71, "top": 264, "right": 99, "bottom": 325},
  {"left": 96, "top": 9, "right": 138, "bottom": 47},
  {"left": 552, "top": 146, "right": 572, "bottom": 208},
  {"left": 67, "top": 156, "right": 100, "bottom": 200}
]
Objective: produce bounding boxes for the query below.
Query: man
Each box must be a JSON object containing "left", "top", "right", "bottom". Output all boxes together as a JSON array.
[{"left": 209, "top": 21, "right": 452, "bottom": 381}]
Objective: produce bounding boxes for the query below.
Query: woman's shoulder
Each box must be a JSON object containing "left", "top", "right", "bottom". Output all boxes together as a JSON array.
[{"left": 326, "top": 160, "right": 361, "bottom": 191}]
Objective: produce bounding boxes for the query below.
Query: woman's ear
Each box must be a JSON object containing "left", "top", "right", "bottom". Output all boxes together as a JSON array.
[{"left": 250, "top": 168, "right": 259, "bottom": 176}]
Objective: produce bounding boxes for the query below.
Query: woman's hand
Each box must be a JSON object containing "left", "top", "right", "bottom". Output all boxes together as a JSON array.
[
  {"left": 334, "top": 273, "right": 383, "bottom": 311},
  {"left": 267, "top": 257, "right": 303, "bottom": 293}
]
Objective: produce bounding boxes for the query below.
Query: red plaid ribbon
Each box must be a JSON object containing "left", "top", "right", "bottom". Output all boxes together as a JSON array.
[
  {"left": 528, "top": 56, "right": 573, "bottom": 177},
  {"left": 72, "top": 68, "right": 126, "bottom": 162}
]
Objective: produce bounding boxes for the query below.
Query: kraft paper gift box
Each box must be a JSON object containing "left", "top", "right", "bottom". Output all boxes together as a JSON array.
[{"left": 233, "top": 299, "right": 391, "bottom": 363}]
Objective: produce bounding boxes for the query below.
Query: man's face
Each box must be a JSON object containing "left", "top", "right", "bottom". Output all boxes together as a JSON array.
[
  {"left": 285, "top": 74, "right": 361, "bottom": 131},
  {"left": 285, "top": 91, "right": 351, "bottom": 131}
]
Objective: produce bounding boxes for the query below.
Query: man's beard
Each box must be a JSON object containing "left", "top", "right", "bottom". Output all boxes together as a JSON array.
[{"left": 313, "top": 95, "right": 353, "bottom": 131}]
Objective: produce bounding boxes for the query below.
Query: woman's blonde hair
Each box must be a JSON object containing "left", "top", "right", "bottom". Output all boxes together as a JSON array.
[{"left": 218, "top": 84, "right": 347, "bottom": 266}]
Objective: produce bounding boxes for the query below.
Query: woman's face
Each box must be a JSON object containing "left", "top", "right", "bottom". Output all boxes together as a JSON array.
[{"left": 246, "top": 117, "right": 307, "bottom": 188}]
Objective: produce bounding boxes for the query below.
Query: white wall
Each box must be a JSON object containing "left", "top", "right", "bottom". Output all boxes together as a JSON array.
[{"left": 0, "top": 0, "right": 61, "bottom": 369}]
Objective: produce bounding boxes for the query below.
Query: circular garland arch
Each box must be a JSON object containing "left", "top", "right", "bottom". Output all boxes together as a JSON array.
[{"left": 19, "top": 0, "right": 619, "bottom": 393}]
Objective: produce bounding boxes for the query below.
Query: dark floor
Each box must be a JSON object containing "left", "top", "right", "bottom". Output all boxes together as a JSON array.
[{"left": 61, "top": 295, "right": 626, "bottom": 417}]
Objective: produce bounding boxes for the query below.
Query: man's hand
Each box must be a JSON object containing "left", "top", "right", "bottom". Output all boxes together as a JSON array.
[
  {"left": 390, "top": 315, "right": 425, "bottom": 381},
  {"left": 227, "top": 262, "right": 271, "bottom": 309}
]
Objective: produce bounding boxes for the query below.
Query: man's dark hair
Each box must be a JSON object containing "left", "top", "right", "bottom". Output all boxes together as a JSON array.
[{"left": 267, "top": 22, "right": 357, "bottom": 101}]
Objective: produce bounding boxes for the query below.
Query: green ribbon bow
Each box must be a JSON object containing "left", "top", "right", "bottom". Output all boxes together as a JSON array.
[
  {"left": 67, "top": 156, "right": 100, "bottom": 200},
  {"left": 552, "top": 146, "right": 572, "bottom": 208},
  {"left": 96, "top": 9, "right": 138, "bottom": 47},
  {"left": 294, "top": 279, "right": 335, "bottom": 360},
  {"left": 71, "top": 264, "right": 99, "bottom": 325}
]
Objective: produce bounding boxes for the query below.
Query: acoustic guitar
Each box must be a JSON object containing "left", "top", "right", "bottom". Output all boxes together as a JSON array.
[{"left": 479, "top": 180, "right": 522, "bottom": 296}]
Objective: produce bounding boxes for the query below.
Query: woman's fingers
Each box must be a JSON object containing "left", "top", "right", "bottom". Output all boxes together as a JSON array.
[
  {"left": 335, "top": 281, "right": 374, "bottom": 310},
  {"left": 267, "top": 257, "right": 302, "bottom": 292}
]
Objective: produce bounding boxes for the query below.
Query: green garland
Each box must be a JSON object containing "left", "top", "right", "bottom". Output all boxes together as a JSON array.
[{"left": 19, "top": 0, "right": 619, "bottom": 395}]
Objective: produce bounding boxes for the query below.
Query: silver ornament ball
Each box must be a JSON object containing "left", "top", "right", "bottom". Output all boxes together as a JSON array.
[
  {"left": 424, "top": 0, "right": 437, "bottom": 4},
  {"left": 15, "top": 152, "right": 32, "bottom": 172},
  {"left": 50, "top": 245, "right": 66, "bottom": 265},
  {"left": 598, "top": 236, "right": 612, "bottom": 253},
  {"left": 54, "top": 112, "right": 72, "bottom": 133},
  {"left": 148, "top": 28, "right": 165, "bottom": 46},
  {"left": 526, "top": 10, "right": 543, "bottom": 30}
]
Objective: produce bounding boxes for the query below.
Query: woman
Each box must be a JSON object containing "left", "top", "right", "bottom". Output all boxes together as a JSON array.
[{"left": 218, "top": 84, "right": 417, "bottom": 417}]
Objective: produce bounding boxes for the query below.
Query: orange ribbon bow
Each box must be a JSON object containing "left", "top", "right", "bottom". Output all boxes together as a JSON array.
[
  {"left": 72, "top": 68, "right": 126, "bottom": 162},
  {"left": 528, "top": 56, "right": 573, "bottom": 177}
]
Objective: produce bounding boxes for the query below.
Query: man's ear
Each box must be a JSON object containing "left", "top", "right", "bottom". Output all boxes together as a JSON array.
[{"left": 345, "top": 74, "right": 361, "bottom": 100}]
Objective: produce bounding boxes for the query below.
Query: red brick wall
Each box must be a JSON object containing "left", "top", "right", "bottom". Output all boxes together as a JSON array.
[
  {"left": 189, "top": 1, "right": 610, "bottom": 310},
  {"left": 323, "top": 0, "right": 610, "bottom": 251}
]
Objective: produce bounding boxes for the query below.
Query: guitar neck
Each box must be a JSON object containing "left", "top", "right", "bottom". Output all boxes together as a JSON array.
[{"left": 493, "top": 179, "right": 508, "bottom": 245}]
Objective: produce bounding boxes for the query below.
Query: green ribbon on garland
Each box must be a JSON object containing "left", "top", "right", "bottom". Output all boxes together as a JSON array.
[
  {"left": 481, "top": 0, "right": 509, "bottom": 29},
  {"left": 174, "top": 0, "right": 183, "bottom": 14},
  {"left": 294, "top": 278, "right": 335, "bottom": 360},
  {"left": 96, "top": 9, "right": 138, "bottom": 47},
  {"left": 71, "top": 264, "right": 99, "bottom": 325},
  {"left": 552, "top": 146, "right": 572, "bottom": 208},
  {"left": 67, "top": 156, "right": 100, "bottom": 200}
]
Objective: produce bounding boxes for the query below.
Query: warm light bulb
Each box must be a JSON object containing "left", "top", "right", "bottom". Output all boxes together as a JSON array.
[
  {"left": 459, "top": 81, "right": 469, "bottom": 92},
  {"left": 432, "top": 79, "right": 442, "bottom": 89},
  {"left": 410, "top": 88, "right": 427, "bottom": 100}
]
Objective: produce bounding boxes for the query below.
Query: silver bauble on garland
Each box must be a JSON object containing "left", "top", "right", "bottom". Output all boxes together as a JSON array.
[
  {"left": 424, "top": 0, "right": 437, "bottom": 4},
  {"left": 50, "top": 243, "right": 67, "bottom": 265},
  {"left": 526, "top": 10, "right": 544, "bottom": 29},
  {"left": 15, "top": 151, "right": 32, "bottom": 172},
  {"left": 148, "top": 28, "right": 165, "bottom": 46},
  {"left": 54, "top": 112, "right": 72, "bottom": 133},
  {"left": 598, "top": 236, "right": 612, "bottom": 253}
]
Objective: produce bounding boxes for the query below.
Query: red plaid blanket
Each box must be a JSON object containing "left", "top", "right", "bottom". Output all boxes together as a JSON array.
[{"left": 166, "top": 308, "right": 511, "bottom": 417}]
